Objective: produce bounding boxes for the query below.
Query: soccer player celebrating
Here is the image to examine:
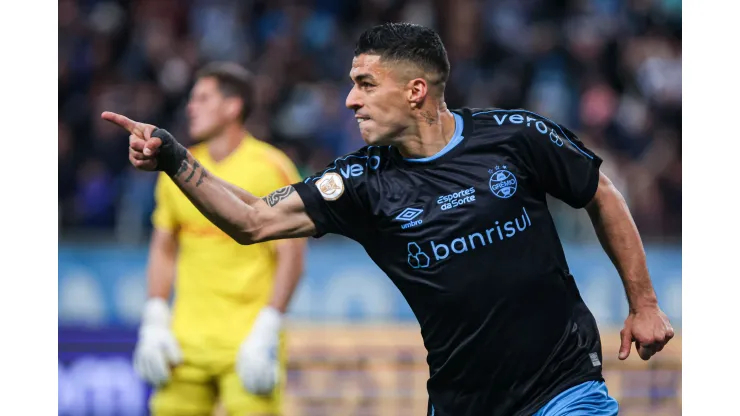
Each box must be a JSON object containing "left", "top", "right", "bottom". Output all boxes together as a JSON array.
[
  {"left": 133, "top": 62, "right": 306, "bottom": 416},
  {"left": 106, "top": 24, "right": 674, "bottom": 416}
]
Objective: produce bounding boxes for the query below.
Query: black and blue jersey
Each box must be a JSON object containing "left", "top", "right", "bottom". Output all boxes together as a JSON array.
[{"left": 293, "top": 108, "right": 605, "bottom": 416}]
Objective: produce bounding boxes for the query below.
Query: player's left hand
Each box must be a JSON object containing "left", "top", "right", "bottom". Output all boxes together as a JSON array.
[
  {"left": 618, "top": 305, "right": 675, "bottom": 361},
  {"left": 236, "top": 307, "right": 283, "bottom": 395}
]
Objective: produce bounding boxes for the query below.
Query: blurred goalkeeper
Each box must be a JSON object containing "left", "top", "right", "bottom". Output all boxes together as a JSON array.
[
  {"left": 106, "top": 24, "right": 674, "bottom": 416},
  {"left": 133, "top": 62, "right": 305, "bottom": 416}
]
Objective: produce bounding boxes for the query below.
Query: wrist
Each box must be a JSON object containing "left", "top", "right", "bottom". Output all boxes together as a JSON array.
[
  {"left": 261, "top": 306, "right": 284, "bottom": 324},
  {"left": 253, "top": 306, "right": 283, "bottom": 335},
  {"left": 629, "top": 298, "right": 659, "bottom": 314},
  {"left": 151, "top": 128, "right": 188, "bottom": 176},
  {"left": 142, "top": 297, "right": 171, "bottom": 327}
]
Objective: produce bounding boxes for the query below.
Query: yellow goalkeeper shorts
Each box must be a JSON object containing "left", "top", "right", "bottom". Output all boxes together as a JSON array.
[{"left": 148, "top": 346, "right": 286, "bottom": 416}]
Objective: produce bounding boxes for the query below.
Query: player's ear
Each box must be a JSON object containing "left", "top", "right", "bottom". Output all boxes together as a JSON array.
[
  {"left": 224, "top": 97, "right": 242, "bottom": 121},
  {"left": 407, "top": 78, "right": 428, "bottom": 107}
]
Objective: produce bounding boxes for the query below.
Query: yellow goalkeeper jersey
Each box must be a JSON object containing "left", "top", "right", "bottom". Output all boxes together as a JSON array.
[{"left": 151, "top": 135, "right": 302, "bottom": 360}]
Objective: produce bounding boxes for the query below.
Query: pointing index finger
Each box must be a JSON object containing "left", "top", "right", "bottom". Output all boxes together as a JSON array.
[{"left": 101, "top": 111, "right": 139, "bottom": 134}]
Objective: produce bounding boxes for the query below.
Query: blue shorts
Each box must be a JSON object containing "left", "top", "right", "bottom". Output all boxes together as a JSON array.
[{"left": 533, "top": 381, "right": 619, "bottom": 416}]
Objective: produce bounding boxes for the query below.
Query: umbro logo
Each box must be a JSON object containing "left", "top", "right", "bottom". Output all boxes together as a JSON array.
[
  {"left": 395, "top": 208, "right": 423, "bottom": 221},
  {"left": 394, "top": 207, "right": 424, "bottom": 229}
]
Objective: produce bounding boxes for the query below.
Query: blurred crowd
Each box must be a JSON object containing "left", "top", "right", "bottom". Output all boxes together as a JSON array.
[{"left": 58, "top": 0, "right": 681, "bottom": 242}]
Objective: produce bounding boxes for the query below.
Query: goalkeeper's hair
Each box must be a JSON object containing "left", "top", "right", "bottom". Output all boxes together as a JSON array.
[
  {"left": 354, "top": 23, "right": 450, "bottom": 92},
  {"left": 196, "top": 62, "right": 255, "bottom": 122}
]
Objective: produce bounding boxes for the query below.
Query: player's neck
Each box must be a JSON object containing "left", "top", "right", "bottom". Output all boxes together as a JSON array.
[
  {"left": 207, "top": 124, "right": 248, "bottom": 163},
  {"left": 396, "top": 104, "right": 456, "bottom": 159}
]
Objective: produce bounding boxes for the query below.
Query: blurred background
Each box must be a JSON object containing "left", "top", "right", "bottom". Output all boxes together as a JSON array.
[{"left": 58, "top": 0, "right": 682, "bottom": 415}]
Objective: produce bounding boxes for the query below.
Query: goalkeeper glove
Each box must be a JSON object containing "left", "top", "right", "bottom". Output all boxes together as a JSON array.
[
  {"left": 133, "top": 298, "right": 183, "bottom": 386},
  {"left": 236, "top": 306, "right": 283, "bottom": 395}
]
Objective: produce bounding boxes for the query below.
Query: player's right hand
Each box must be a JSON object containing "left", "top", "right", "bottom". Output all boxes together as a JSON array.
[
  {"left": 133, "top": 298, "right": 183, "bottom": 386},
  {"left": 101, "top": 111, "right": 163, "bottom": 171}
]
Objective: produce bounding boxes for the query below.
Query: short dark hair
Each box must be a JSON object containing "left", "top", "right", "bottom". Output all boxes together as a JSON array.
[
  {"left": 354, "top": 23, "right": 450, "bottom": 89},
  {"left": 195, "top": 62, "right": 254, "bottom": 122}
]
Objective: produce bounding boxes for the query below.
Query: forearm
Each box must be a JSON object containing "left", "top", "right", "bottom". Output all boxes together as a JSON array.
[
  {"left": 268, "top": 239, "right": 306, "bottom": 313},
  {"left": 211, "top": 174, "right": 262, "bottom": 205},
  {"left": 586, "top": 175, "right": 658, "bottom": 311},
  {"left": 168, "top": 152, "right": 262, "bottom": 243},
  {"left": 147, "top": 256, "right": 176, "bottom": 300},
  {"left": 146, "top": 230, "right": 178, "bottom": 300}
]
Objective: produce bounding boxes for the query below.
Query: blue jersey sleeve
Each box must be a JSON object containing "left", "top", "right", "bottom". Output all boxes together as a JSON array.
[
  {"left": 518, "top": 120, "right": 603, "bottom": 208},
  {"left": 292, "top": 150, "right": 375, "bottom": 240}
]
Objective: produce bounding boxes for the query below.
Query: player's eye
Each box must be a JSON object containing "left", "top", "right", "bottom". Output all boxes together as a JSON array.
[{"left": 350, "top": 79, "right": 375, "bottom": 91}]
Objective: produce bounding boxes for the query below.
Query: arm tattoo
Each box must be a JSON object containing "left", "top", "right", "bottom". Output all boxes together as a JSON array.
[
  {"left": 184, "top": 160, "right": 200, "bottom": 183},
  {"left": 261, "top": 186, "right": 296, "bottom": 207},
  {"left": 172, "top": 159, "right": 207, "bottom": 187},
  {"left": 173, "top": 160, "right": 189, "bottom": 178},
  {"left": 195, "top": 169, "right": 207, "bottom": 187}
]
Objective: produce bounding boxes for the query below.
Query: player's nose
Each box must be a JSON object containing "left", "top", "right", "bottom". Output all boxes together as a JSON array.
[{"left": 345, "top": 88, "right": 363, "bottom": 111}]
